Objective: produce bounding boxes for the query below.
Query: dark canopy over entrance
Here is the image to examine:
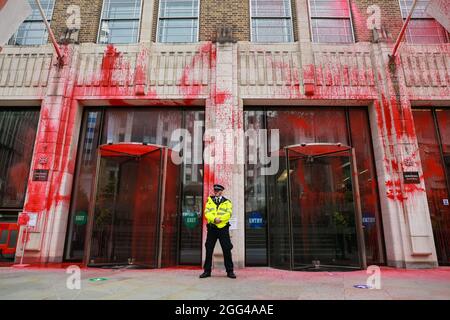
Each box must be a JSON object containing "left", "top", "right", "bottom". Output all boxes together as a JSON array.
[{"left": 268, "top": 143, "right": 367, "bottom": 271}]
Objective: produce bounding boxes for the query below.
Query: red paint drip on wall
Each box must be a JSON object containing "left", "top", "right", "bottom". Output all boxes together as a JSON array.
[{"left": 101, "top": 44, "right": 120, "bottom": 87}]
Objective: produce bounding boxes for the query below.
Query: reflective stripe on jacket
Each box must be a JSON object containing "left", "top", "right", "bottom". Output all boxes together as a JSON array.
[{"left": 204, "top": 196, "right": 232, "bottom": 229}]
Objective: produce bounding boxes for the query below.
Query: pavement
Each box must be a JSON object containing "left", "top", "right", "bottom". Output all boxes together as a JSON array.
[{"left": 0, "top": 266, "right": 449, "bottom": 300}]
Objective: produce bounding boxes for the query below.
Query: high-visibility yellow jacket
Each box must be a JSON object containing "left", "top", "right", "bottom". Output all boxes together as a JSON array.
[{"left": 204, "top": 196, "right": 232, "bottom": 229}]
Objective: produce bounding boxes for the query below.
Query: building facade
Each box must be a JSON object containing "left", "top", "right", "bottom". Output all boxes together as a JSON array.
[{"left": 0, "top": 0, "right": 449, "bottom": 270}]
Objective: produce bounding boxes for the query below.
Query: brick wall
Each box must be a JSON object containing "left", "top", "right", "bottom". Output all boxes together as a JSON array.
[
  {"left": 199, "top": 0, "right": 250, "bottom": 42},
  {"left": 52, "top": 0, "right": 103, "bottom": 44},
  {"left": 351, "top": 0, "right": 404, "bottom": 43},
  {"left": 46, "top": 1, "right": 432, "bottom": 45}
]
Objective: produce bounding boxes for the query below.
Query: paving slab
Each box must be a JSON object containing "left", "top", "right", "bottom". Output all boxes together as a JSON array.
[{"left": 0, "top": 266, "right": 449, "bottom": 300}]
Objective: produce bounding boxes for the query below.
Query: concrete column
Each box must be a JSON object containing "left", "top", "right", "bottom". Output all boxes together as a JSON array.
[
  {"left": 295, "top": 0, "right": 315, "bottom": 96},
  {"left": 370, "top": 42, "right": 438, "bottom": 268},
  {"left": 202, "top": 42, "right": 244, "bottom": 270},
  {"left": 139, "top": 0, "right": 156, "bottom": 43},
  {"left": 16, "top": 45, "right": 81, "bottom": 264},
  {"left": 295, "top": 0, "right": 311, "bottom": 43}
]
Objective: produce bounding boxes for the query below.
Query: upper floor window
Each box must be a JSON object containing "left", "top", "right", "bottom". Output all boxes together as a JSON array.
[
  {"left": 399, "top": 0, "right": 448, "bottom": 44},
  {"left": 98, "top": 0, "right": 142, "bottom": 44},
  {"left": 309, "top": 0, "right": 354, "bottom": 43},
  {"left": 250, "top": 0, "right": 294, "bottom": 42},
  {"left": 9, "top": 0, "right": 55, "bottom": 46},
  {"left": 157, "top": 0, "right": 200, "bottom": 43}
]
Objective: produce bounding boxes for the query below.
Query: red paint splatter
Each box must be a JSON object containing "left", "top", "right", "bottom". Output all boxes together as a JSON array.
[
  {"left": 134, "top": 49, "right": 147, "bottom": 96},
  {"left": 100, "top": 44, "right": 120, "bottom": 87},
  {"left": 214, "top": 90, "right": 230, "bottom": 105},
  {"left": 391, "top": 159, "right": 400, "bottom": 172},
  {"left": 385, "top": 178, "right": 425, "bottom": 203}
]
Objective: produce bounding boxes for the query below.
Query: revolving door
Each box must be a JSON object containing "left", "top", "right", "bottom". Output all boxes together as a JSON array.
[
  {"left": 268, "top": 143, "right": 366, "bottom": 271},
  {"left": 84, "top": 143, "right": 178, "bottom": 268}
]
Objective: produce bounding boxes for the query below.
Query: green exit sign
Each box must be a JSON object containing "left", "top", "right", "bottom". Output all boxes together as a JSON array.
[{"left": 74, "top": 211, "right": 88, "bottom": 225}]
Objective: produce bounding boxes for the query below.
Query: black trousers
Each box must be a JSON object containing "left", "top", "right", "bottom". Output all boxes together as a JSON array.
[{"left": 203, "top": 224, "right": 234, "bottom": 273}]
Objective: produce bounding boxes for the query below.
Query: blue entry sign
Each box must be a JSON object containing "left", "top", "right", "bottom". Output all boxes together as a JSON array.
[
  {"left": 362, "top": 213, "right": 376, "bottom": 226},
  {"left": 248, "top": 212, "right": 264, "bottom": 229}
]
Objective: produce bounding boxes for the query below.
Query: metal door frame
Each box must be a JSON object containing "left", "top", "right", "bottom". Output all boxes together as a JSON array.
[
  {"left": 284, "top": 143, "right": 367, "bottom": 270},
  {"left": 157, "top": 146, "right": 168, "bottom": 268},
  {"left": 83, "top": 143, "right": 168, "bottom": 268}
]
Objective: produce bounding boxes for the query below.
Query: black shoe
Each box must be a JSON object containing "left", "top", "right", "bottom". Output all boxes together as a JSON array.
[
  {"left": 199, "top": 272, "right": 211, "bottom": 278},
  {"left": 227, "top": 272, "right": 236, "bottom": 279}
]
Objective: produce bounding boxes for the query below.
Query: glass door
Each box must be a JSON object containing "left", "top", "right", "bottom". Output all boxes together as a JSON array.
[
  {"left": 286, "top": 144, "right": 366, "bottom": 270},
  {"left": 413, "top": 109, "right": 450, "bottom": 265},
  {"left": 85, "top": 143, "right": 165, "bottom": 268},
  {"left": 267, "top": 150, "right": 292, "bottom": 270},
  {"left": 159, "top": 150, "right": 181, "bottom": 268}
]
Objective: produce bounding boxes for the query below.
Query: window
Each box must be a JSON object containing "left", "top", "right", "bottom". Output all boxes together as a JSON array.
[
  {"left": 399, "top": 0, "right": 448, "bottom": 44},
  {"left": 157, "top": 0, "right": 200, "bottom": 43},
  {"left": 250, "top": 0, "right": 294, "bottom": 42},
  {"left": 9, "top": 0, "right": 55, "bottom": 45},
  {"left": 98, "top": 0, "right": 142, "bottom": 44},
  {"left": 0, "top": 110, "right": 39, "bottom": 209},
  {"left": 0, "top": 230, "right": 7, "bottom": 244},
  {"left": 309, "top": 0, "right": 354, "bottom": 43},
  {"left": 8, "top": 230, "right": 18, "bottom": 249}
]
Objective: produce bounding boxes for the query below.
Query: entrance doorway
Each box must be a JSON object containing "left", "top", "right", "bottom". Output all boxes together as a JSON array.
[
  {"left": 244, "top": 108, "right": 385, "bottom": 267},
  {"left": 84, "top": 143, "right": 177, "bottom": 268},
  {"left": 413, "top": 108, "right": 450, "bottom": 265},
  {"left": 65, "top": 109, "right": 204, "bottom": 266},
  {"left": 268, "top": 143, "right": 366, "bottom": 271}
]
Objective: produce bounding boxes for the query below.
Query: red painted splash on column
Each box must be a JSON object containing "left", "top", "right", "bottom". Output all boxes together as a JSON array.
[
  {"left": 381, "top": 94, "right": 394, "bottom": 138},
  {"left": 206, "top": 43, "right": 234, "bottom": 109},
  {"left": 46, "top": 99, "right": 77, "bottom": 211},
  {"left": 23, "top": 45, "right": 78, "bottom": 224},
  {"left": 377, "top": 81, "right": 427, "bottom": 204},
  {"left": 303, "top": 64, "right": 315, "bottom": 96},
  {"left": 385, "top": 180, "right": 406, "bottom": 202},
  {"left": 385, "top": 179, "right": 425, "bottom": 203},
  {"left": 101, "top": 44, "right": 120, "bottom": 87},
  {"left": 390, "top": 159, "right": 400, "bottom": 172},
  {"left": 214, "top": 89, "right": 231, "bottom": 105},
  {"left": 389, "top": 96, "right": 416, "bottom": 141},
  {"left": 134, "top": 48, "right": 148, "bottom": 96},
  {"left": 179, "top": 42, "right": 218, "bottom": 101},
  {"left": 373, "top": 100, "right": 385, "bottom": 136}
]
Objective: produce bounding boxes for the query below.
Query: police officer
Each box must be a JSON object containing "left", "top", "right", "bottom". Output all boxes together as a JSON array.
[{"left": 199, "top": 184, "right": 236, "bottom": 279}]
